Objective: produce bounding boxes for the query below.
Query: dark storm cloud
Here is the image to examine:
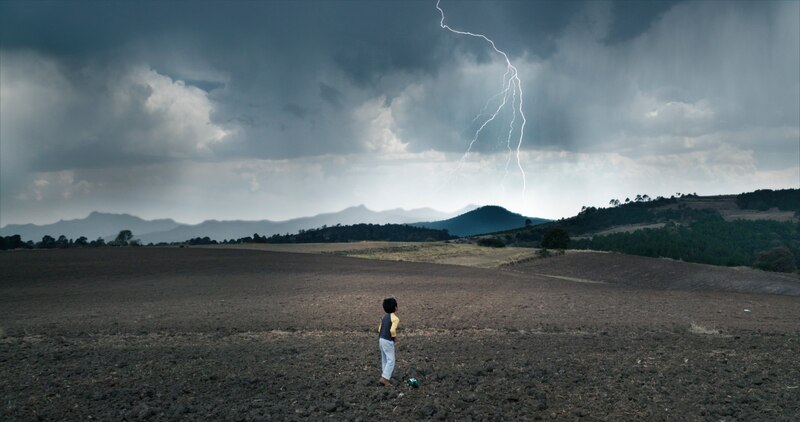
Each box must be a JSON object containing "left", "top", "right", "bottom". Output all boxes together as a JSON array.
[
  {"left": 1, "top": 0, "right": 798, "bottom": 226},
  {"left": 282, "top": 104, "right": 312, "bottom": 120},
  {"left": 429, "top": 1, "right": 683, "bottom": 58},
  {"left": 0, "top": 1, "right": 445, "bottom": 79},
  {"left": 603, "top": 0, "right": 684, "bottom": 44},
  {"left": 402, "top": 0, "right": 798, "bottom": 156},
  {"left": 318, "top": 82, "right": 343, "bottom": 107},
  {"left": 434, "top": 0, "right": 581, "bottom": 59},
  {"left": 0, "top": 0, "right": 700, "bottom": 163}
]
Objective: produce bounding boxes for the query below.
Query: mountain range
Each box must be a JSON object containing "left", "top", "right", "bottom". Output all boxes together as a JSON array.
[
  {"left": 0, "top": 212, "right": 182, "bottom": 243},
  {"left": 1, "top": 204, "right": 545, "bottom": 243}
]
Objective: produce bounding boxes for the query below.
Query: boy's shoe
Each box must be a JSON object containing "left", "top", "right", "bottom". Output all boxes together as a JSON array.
[{"left": 379, "top": 377, "right": 392, "bottom": 386}]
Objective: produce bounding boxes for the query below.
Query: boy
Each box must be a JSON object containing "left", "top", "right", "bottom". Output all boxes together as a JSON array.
[{"left": 378, "top": 297, "right": 399, "bottom": 386}]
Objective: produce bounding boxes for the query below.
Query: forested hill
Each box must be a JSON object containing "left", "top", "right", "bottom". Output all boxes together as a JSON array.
[
  {"left": 413, "top": 205, "right": 548, "bottom": 236},
  {"left": 497, "top": 189, "right": 800, "bottom": 273},
  {"left": 510, "top": 189, "right": 798, "bottom": 240}
]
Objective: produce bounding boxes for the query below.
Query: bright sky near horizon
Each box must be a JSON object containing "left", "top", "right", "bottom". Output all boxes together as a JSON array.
[{"left": 1, "top": 0, "right": 798, "bottom": 226}]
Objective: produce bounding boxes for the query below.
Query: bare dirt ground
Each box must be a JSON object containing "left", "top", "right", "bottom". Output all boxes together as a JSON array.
[
  {"left": 2, "top": 247, "right": 799, "bottom": 421},
  {"left": 208, "top": 242, "right": 539, "bottom": 268},
  {"left": 215, "top": 243, "right": 800, "bottom": 296},
  {"left": 506, "top": 251, "right": 800, "bottom": 297}
]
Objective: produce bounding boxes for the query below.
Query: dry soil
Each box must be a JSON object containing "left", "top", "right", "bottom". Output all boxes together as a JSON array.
[{"left": 1, "top": 247, "right": 799, "bottom": 421}]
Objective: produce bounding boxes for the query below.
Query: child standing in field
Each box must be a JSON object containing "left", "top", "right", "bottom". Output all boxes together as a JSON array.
[{"left": 378, "top": 297, "right": 399, "bottom": 386}]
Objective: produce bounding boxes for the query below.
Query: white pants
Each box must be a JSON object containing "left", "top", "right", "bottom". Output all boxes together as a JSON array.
[{"left": 379, "top": 338, "right": 395, "bottom": 380}]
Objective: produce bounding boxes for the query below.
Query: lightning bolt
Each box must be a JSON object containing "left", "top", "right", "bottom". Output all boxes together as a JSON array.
[{"left": 435, "top": 0, "right": 527, "bottom": 204}]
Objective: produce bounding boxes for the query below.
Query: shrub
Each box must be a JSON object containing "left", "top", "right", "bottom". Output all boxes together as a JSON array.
[
  {"left": 754, "top": 246, "right": 797, "bottom": 273},
  {"left": 537, "top": 248, "right": 551, "bottom": 258},
  {"left": 477, "top": 237, "right": 506, "bottom": 248},
  {"left": 541, "top": 228, "right": 570, "bottom": 249},
  {"left": 536, "top": 248, "right": 564, "bottom": 258}
]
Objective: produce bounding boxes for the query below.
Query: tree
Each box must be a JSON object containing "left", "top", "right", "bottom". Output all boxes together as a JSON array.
[
  {"left": 541, "top": 228, "right": 570, "bottom": 249},
  {"left": 114, "top": 230, "right": 133, "bottom": 246},
  {"left": 75, "top": 236, "right": 88, "bottom": 247},
  {"left": 39, "top": 235, "right": 56, "bottom": 249},
  {"left": 754, "top": 246, "right": 797, "bottom": 273},
  {"left": 477, "top": 237, "right": 505, "bottom": 248},
  {"left": 525, "top": 218, "right": 532, "bottom": 227},
  {"left": 1, "top": 235, "right": 26, "bottom": 250}
]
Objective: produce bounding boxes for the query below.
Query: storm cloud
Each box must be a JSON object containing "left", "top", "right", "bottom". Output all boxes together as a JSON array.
[{"left": 1, "top": 0, "right": 797, "bottom": 225}]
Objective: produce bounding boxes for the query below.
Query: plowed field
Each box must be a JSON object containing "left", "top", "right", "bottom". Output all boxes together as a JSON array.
[{"left": 2, "top": 247, "right": 799, "bottom": 420}]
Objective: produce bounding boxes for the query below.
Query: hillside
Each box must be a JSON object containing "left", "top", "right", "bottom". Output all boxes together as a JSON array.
[
  {"left": 495, "top": 189, "right": 800, "bottom": 273},
  {"left": 505, "top": 190, "right": 798, "bottom": 241},
  {"left": 413, "top": 205, "right": 548, "bottom": 237}
]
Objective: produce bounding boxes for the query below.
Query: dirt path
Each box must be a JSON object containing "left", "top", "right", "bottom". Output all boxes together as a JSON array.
[{"left": 207, "top": 242, "right": 540, "bottom": 268}]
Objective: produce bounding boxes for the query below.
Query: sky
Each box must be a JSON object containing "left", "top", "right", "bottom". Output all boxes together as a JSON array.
[{"left": 1, "top": 0, "right": 798, "bottom": 226}]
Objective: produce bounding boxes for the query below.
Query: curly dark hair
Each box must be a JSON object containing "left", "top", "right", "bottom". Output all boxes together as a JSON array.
[{"left": 382, "top": 297, "right": 397, "bottom": 313}]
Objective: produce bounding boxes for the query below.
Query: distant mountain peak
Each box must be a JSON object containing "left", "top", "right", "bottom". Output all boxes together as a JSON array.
[
  {"left": 412, "top": 205, "right": 548, "bottom": 237},
  {"left": 475, "top": 204, "right": 508, "bottom": 211}
]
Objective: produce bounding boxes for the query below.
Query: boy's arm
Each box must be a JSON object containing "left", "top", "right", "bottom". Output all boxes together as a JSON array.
[{"left": 390, "top": 314, "right": 400, "bottom": 340}]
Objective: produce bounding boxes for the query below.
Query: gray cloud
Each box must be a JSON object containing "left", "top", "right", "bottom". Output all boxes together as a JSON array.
[
  {"left": 318, "top": 82, "right": 343, "bottom": 107},
  {"left": 395, "top": 0, "right": 799, "bottom": 157},
  {"left": 3, "top": 0, "right": 753, "bottom": 161},
  {"left": 1, "top": 0, "right": 797, "bottom": 225},
  {"left": 282, "top": 104, "right": 312, "bottom": 120}
]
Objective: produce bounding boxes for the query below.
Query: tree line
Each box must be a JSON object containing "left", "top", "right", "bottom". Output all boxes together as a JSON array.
[
  {"left": 736, "top": 188, "right": 800, "bottom": 213},
  {"left": 1, "top": 230, "right": 138, "bottom": 250},
  {"left": 2, "top": 224, "right": 454, "bottom": 250},
  {"left": 160, "top": 224, "right": 455, "bottom": 246},
  {"left": 570, "top": 216, "right": 800, "bottom": 273},
  {"left": 259, "top": 223, "right": 454, "bottom": 243}
]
